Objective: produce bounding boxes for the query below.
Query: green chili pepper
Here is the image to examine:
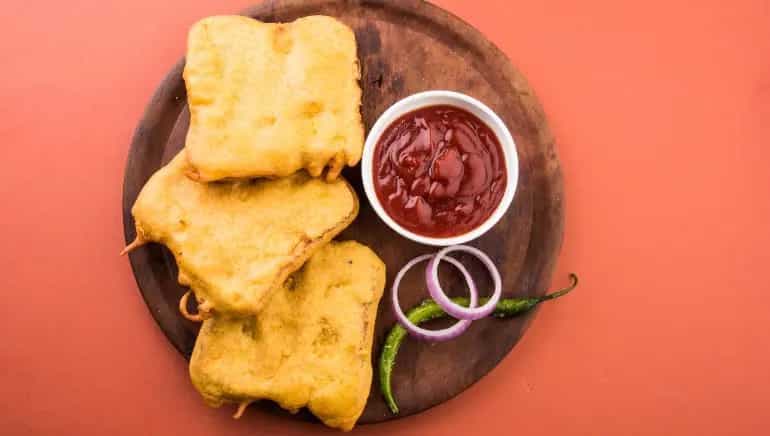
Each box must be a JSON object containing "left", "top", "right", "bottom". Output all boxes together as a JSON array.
[{"left": 379, "top": 273, "right": 579, "bottom": 414}]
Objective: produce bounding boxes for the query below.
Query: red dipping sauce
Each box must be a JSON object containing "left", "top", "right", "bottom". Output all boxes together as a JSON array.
[{"left": 373, "top": 105, "right": 507, "bottom": 238}]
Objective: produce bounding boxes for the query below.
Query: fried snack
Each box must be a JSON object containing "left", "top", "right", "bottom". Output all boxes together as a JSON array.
[
  {"left": 189, "top": 241, "right": 385, "bottom": 431},
  {"left": 124, "top": 151, "right": 359, "bottom": 316},
  {"left": 183, "top": 15, "right": 364, "bottom": 182}
]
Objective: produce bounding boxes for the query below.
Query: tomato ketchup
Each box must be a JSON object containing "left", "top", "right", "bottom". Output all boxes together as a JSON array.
[{"left": 373, "top": 105, "right": 507, "bottom": 238}]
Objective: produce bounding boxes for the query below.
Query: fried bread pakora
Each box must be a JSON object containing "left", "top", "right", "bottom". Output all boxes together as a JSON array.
[
  {"left": 183, "top": 15, "right": 364, "bottom": 182},
  {"left": 189, "top": 241, "right": 385, "bottom": 431},
  {"left": 124, "top": 151, "right": 359, "bottom": 316}
]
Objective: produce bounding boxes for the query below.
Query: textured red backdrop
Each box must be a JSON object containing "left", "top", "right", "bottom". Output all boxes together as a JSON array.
[{"left": 2, "top": 0, "right": 769, "bottom": 435}]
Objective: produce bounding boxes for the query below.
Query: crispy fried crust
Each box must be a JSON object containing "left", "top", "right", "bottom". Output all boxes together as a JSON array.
[
  {"left": 183, "top": 15, "right": 364, "bottom": 182},
  {"left": 189, "top": 241, "right": 385, "bottom": 431},
  {"left": 129, "top": 150, "right": 359, "bottom": 316}
]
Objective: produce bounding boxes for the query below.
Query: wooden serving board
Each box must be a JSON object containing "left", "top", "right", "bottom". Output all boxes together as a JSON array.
[{"left": 122, "top": 0, "right": 563, "bottom": 425}]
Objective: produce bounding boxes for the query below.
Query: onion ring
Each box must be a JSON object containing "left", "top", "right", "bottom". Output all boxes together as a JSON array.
[
  {"left": 391, "top": 254, "right": 478, "bottom": 341},
  {"left": 426, "top": 245, "right": 501, "bottom": 320}
]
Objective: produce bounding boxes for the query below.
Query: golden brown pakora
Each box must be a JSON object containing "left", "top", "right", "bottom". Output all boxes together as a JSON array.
[
  {"left": 124, "top": 151, "right": 359, "bottom": 317},
  {"left": 189, "top": 241, "right": 385, "bottom": 431},
  {"left": 183, "top": 15, "right": 364, "bottom": 182}
]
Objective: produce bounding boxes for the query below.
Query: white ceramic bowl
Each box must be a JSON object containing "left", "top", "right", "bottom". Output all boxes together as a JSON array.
[{"left": 361, "top": 90, "right": 519, "bottom": 246}]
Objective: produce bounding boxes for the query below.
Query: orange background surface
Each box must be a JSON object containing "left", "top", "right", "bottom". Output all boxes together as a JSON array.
[{"left": 2, "top": 0, "right": 769, "bottom": 435}]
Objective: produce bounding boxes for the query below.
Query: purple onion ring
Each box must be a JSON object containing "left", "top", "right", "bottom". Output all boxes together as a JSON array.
[
  {"left": 391, "top": 254, "right": 478, "bottom": 341},
  {"left": 426, "top": 245, "right": 501, "bottom": 320}
]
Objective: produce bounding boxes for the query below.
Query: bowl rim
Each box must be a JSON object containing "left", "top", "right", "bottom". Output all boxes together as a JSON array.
[{"left": 361, "top": 90, "right": 519, "bottom": 246}]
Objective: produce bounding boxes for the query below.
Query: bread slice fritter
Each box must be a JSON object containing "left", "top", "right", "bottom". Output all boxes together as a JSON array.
[
  {"left": 183, "top": 15, "right": 364, "bottom": 182},
  {"left": 189, "top": 241, "right": 385, "bottom": 431},
  {"left": 125, "top": 151, "right": 359, "bottom": 316}
]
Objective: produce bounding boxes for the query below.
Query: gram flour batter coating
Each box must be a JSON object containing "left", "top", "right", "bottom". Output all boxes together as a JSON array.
[
  {"left": 127, "top": 151, "right": 358, "bottom": 316},
  {"left": 183, "top": 15, "right": 364, "bottom": 182},
  {"left": 189, "top": 241, "right": 385, "bottom": 431}
]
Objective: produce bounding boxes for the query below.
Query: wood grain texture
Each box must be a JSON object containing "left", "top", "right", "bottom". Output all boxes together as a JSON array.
[{"left": 122, "top": 0, "right": 563, "bottom": 425}]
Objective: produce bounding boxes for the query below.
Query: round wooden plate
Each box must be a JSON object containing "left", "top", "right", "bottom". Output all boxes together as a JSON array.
[{"left": 122, "top": 0, "right": 563, "bottom": 425}]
